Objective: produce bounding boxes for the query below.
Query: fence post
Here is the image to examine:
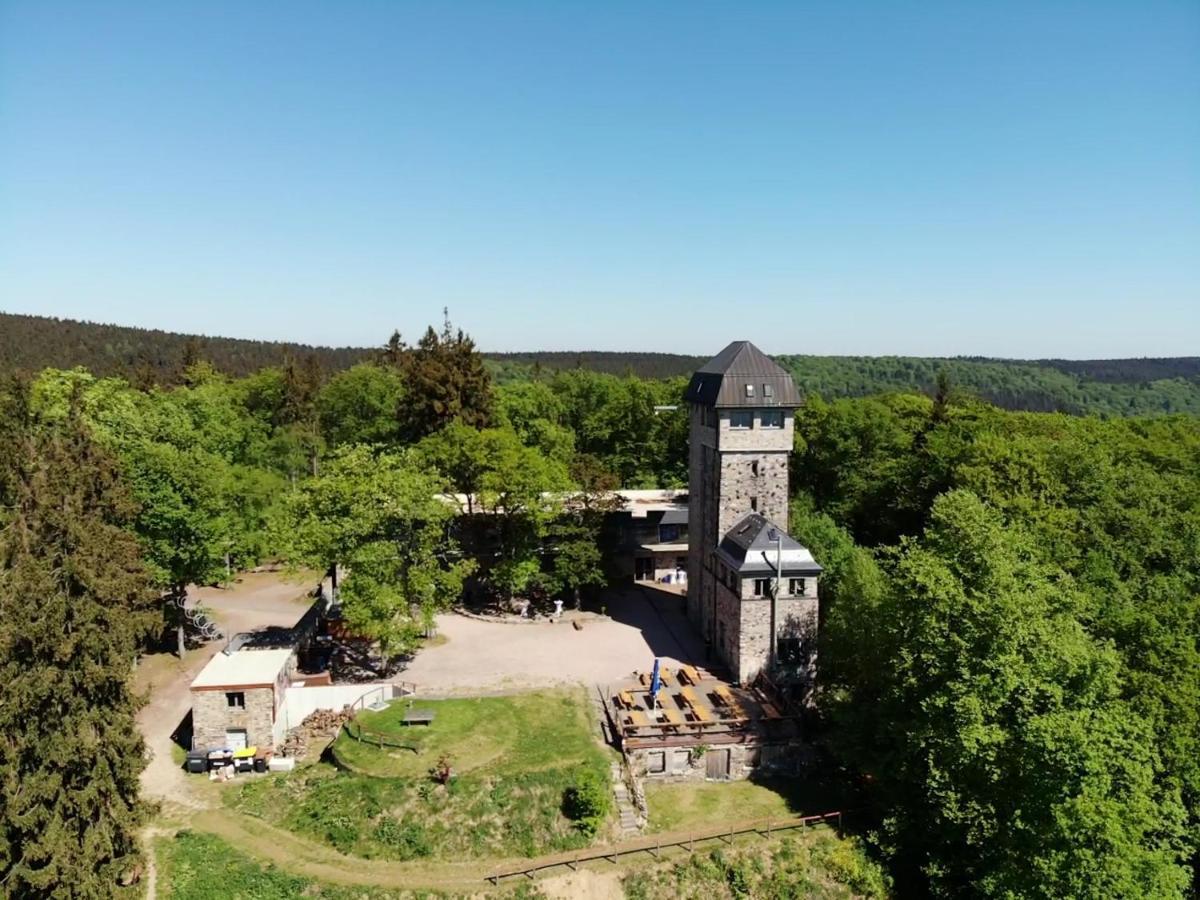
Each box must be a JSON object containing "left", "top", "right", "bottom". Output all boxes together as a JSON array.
[
  {"left": 689, "top": 833, "right": 694, "bottom": 854},
  {"left": 837, "top": 811, "right": 843, "bottom": 836},
  {"left": 766, "top": 816, "right": 771, "bottom": 839}
]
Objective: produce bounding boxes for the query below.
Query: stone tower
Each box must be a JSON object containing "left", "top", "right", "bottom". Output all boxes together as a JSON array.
[{"left": 685, "top": 342, "right": 822, "bottom": 685}]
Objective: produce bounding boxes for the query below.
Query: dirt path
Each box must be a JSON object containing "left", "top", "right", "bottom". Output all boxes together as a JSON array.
[{"left": 186, "top": 805, "right": 827, "bottom": 892}]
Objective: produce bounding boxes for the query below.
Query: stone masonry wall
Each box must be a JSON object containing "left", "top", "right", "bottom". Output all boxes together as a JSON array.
[
  {"left": 191, "top": 686, "right": 276, "bottom": 750},
  {"left": 715, "top": 410, "right": 793, "bottom": 536},
  {"left": 735, "top": 595, "right": 818, "bottom": 685}
]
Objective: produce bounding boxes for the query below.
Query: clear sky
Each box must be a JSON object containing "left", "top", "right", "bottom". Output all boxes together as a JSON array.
[{"left": 1, "top": 2, "right": 1197, "bottom": 357}]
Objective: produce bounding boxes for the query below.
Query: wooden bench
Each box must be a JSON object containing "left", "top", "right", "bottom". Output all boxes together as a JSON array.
[
  {"left": 680, "top": 664, "right": 701, "bottom": 686},
  {"left": 713, "top": 685, "right": 737, "bottom": 707},
  {"left": 689, "top": 703, "right": 714, "bottom": 724},
  {"left": 400, "top": 708, "right": 435, "bottom": 726},
  {"left": 617, "top": 690, "right": 637, "bottom": 710}
]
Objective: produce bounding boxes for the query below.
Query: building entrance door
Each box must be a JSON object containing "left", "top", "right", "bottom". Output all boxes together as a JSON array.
[
  {"left": 635, "top": 557, "right": 654, "bottom": 581},
  {"left": 706, "top": 747, "right": 730, "bottom": 780},
  {"left": 225, "top": 728, "right": 248, "bottom": 751}
]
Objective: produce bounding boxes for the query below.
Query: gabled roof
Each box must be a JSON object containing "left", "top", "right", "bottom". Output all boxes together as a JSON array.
[
  {"left": 717, "top": 513, "right": 823, "bottom": 576},
  {"left": 685, "top": 341, "right": 801, "bottom": 408}
]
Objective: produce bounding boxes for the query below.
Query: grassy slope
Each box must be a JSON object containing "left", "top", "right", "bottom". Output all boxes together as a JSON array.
[
  {"left": 228, "top": 689, "right": 613, "bottom": 860},
  {"left": 622, "top": 831, "right": 889, "bottom": 900}
]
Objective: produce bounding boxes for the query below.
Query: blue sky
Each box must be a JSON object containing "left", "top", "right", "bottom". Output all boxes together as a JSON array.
[{"left": 1, "top": 2, "right": 1197, "bottom": 357}]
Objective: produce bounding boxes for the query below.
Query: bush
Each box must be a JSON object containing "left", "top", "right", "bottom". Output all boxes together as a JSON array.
[
  {"left": 372, "top": 815, "right": 431, "bottom": 860},
  {"left": 562, "top": 769, "right": 611, "bottom": 836}
]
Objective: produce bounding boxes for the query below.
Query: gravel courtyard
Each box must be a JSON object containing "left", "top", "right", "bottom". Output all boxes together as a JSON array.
[{"left": 402, "top": 585, "right": 707, "bottom": 695}]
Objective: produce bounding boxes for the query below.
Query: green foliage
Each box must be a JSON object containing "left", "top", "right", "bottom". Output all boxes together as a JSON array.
[
  {"left": 621, "top": 833, "right": 889, "bottom": 899},
  {"left": 390, "top": 313, "right": 495, "bottom": 441},
  {"left": 275, "top": 445, "right": 474, "bottom": 657},
  {"left": 0, "top": 400, "right": 157, "bottom": 895},
  {"left": 562, "top": 770, "right": 611, "bottom": 836},
  {"left": 318, "top": 362, "right": 406, "bottom": 447}
]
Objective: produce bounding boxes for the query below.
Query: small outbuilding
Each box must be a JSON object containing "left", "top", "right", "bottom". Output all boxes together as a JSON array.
[{"left": 189, "top": 647, "right": 295, "bottom": 752}]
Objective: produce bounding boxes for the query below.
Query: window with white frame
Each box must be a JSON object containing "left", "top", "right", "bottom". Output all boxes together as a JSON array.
[
  {"left": 789, "top": 577, "right": 807, "bottom": 596},
  {"left": 226, "top": 691, "right": 245, "bottom": 709},
  {"left": 753, "top": 578, "right": 771, "bottom": 597},
  {"left": 761, "top": 409, "right": 783, "bottom": 429},
  {"left": 730, "top": 410, "right": 753, "bottom": 429},
  {"left": 745, "top": 384, "right": 755, "bottom": 398}
]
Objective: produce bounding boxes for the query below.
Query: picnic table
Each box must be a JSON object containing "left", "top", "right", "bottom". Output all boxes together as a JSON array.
[
  {"left": 624, "top": 710, "right": 652, "bottom": 729},
  {"left": 401, "top": 708, "right": 436, "bottom": 726},
  {"left": 659, "top": 708, "right": 686, "bottom": 728},
  {"left": 760, "top": 701, "right": 784, "bottom": 721}
]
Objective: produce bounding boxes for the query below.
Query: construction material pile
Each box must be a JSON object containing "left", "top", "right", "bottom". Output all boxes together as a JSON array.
[{"left": 278, "top": 705, "right": 355, "bottom": 758}]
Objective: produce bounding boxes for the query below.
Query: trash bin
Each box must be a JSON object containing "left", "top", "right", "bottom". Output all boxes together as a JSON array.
[
  {"left": 185, "top": 750, "right": 208, "bottom": 775},
  {"left": 253, "top": 757, "right": 268, "bottom": 773}
]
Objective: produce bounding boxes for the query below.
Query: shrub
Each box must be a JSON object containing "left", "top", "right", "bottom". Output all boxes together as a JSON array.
[
  {"left": 562, "top": 769, "right": 611, "bottom": 836},
  {"left": 372, "top": 815, "right": 432, "bottom": 860}
]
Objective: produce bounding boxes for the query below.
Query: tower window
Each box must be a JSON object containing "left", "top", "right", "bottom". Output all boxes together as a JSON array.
[
  {"left": 753, "top": 578, "right": 772, "bottom": 597},
  {"left": 789, "top": 578, "right": 807, "bottom": 596},
  {"left": 226, "top": 691, "right": 245, "bottom": 709},
  {"left": 730, "top": 411, "right": 753, "bottom": 429},
  {"left": 750, "top": 496, "right": 758, "bottom": 512},
  {"left": 761, "top": 410, "right": 783, "bottom": 429},
  {"left": 751, "top": 460, "right": 759, "bottom": 477}
]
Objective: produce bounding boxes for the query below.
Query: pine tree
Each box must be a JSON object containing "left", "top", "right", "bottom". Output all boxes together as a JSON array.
[
  {"left": 392, "top": 311, "right": 494, "bottom": 440},
  {"left": 0, "top": 401, "right": 157, "bottom": 897}
]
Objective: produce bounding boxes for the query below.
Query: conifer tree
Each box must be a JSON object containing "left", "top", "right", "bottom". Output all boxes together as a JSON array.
[
  {"left": 0, "top": 400, "right": 157, "bottom": 897},
  {"left": 391, "top": 311, "right": 494, "bottom": 440}
]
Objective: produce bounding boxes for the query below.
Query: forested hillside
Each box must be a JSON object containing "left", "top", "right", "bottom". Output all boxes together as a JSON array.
[
  {"left": 3, "top": 312, "right": 1200, "bottom": 895},
  {"left": 3, "top": 310, "right": 1199, "bottom": 416}
]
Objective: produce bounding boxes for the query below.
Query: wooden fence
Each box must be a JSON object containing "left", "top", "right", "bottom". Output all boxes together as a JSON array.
[
  {"left": 340, "top": 682, "right": 421, "bottom": 749},
  {"left": 485, "top": 809, "right": 844, "bottom": 885}
]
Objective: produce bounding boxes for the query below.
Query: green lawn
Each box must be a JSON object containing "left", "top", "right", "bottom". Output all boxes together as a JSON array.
[
  {"left": 333, "top": 690, "right": 604, "bottom": 778},
  {"left": 227, "top": 688, "right": 614, "bottom": 860},
  {"left": 644, "top": 775, "right": 843, "bottom": 833}
]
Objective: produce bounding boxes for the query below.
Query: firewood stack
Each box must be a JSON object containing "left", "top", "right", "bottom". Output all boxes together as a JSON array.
[{"left": 278, "top": 705, "right": 356, "bottom": 758}]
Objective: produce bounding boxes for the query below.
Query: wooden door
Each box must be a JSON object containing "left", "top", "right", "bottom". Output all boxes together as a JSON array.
[{"left": 706, "top": 748, "right": 730, "bottom": 780}]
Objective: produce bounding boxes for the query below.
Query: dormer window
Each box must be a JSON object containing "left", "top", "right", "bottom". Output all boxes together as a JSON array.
[
  {"left": 745, "top": 384, "right": 755, "bottom": 398},
  {"left": 764, "top": 383, "right": 774, "bottom": 399}
]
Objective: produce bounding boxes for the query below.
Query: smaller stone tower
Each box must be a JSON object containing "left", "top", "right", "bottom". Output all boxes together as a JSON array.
[{"left": 685, "top": 342, "right": 822, "bottom": 685}]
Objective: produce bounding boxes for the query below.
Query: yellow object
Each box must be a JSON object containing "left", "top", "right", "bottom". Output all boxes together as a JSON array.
[{"left": 232, "top": 745, "right": 257, "bottom": 759}]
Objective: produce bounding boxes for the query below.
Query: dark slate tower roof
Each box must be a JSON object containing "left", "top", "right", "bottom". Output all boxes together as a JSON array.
[
  {"left": 685, "top": 340, "right": 801, "bottom": 408},
  {"left": 718, "top": 513, "right": 824, "bottom": 575}
]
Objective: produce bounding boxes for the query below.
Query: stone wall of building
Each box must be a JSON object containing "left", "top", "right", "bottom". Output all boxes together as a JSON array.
[
  {"left": 687, "top": 404, "right": 719, "bottom": 637},
  {"left": 717, "top": 452, "right": 790, "bottom": 535},
  {"left": 735, "top": 595, "right": 818, "bottom": 685},
  {"left": 191, "top": 685, "right": 276, "bottom": 750},
  {"left": 627, "top": 740, "right": 805, "bottom": 782}
]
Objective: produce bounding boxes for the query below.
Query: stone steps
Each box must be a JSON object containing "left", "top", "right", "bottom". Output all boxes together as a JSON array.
[{"left": 610, "top": 762, "right": 641, "bottom": 837}]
